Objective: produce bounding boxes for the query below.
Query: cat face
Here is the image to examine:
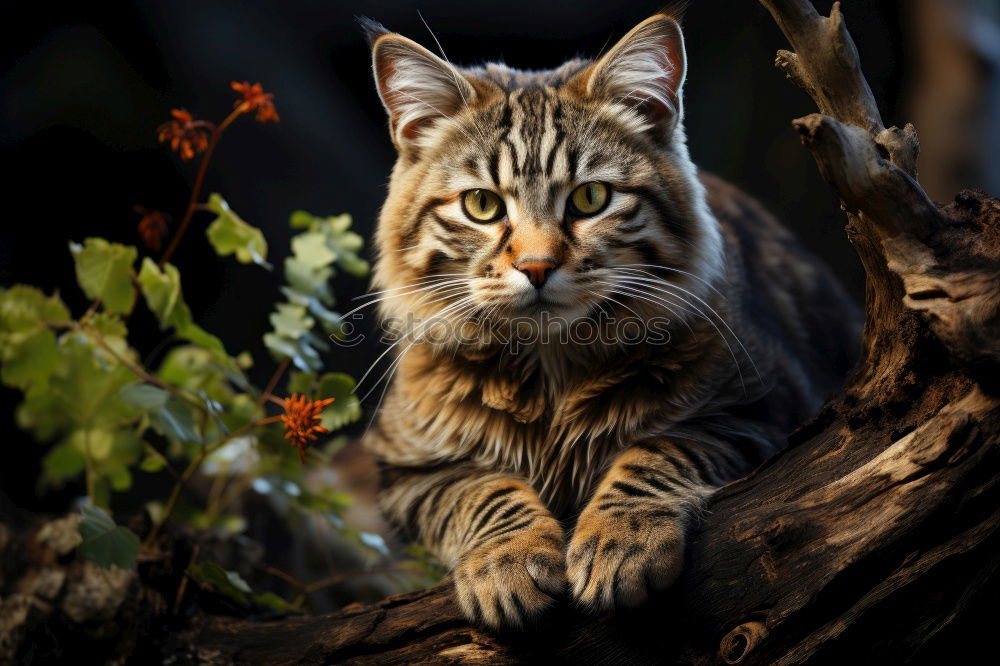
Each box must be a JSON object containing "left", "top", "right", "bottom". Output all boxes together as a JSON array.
[{"left": 366, "top": 14, "right": 723, "bottom": 348}]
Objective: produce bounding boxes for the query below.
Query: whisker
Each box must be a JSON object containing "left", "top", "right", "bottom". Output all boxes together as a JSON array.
[
  {"left": 417, "top": 10, "right": 491, "bottom": 147},
  {"left": 586, "top": 287, "right": 644, "bottom": 321},
  {"left": 594, "top": 280, "right": 691, "bottom": 334},
  {"left": 616, "top": 263, "right": 725, "bottom": 297},
  {"left": 355, "top": 295, "right": 475, "bottom": 396},
  {"left": 343, "top": 280, "right": 467, "bottom": 317},
  {"left": 607, "top": 277, "right": 752, "bottom": 392},
  {"left": 612, "top": 269, "right": 760, "bottom": 383},
  {"left": 354, "top": 274, "right": 467, "bottom": 299}
]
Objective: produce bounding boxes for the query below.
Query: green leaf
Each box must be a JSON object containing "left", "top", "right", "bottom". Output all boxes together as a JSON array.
[
  {"left": 286, "top": 370, "right": 315, "bottom": 395},
  {"left": 14, "top": 332, "right": 140, "bottom": 437},
  {"left": 15, "top": 333, "right": 140, "bottom": 443},
  {"left": 261, "top": 209, "right": 369, "bottom": 379},
  {"left": 187, "top": 561, "right": 251, "bottom": 606},
  {"left": 139, "top": 451, "right": 166, "bottom": 473},
  {"left": 108, "top": 466, "right": 132, "bottom": 491},
  {"left": 0, "top": 286, "right": 70, "bottom": 334},
  {"left": 286, "top": 210, "right": 369, "bottom": 279},
  {"left": 290, "top": 231, "right": 336, "bottom": 268},
  {"left": 93, "top": 430, "right": 143, "bottom": 476},
  {"left": 0, "top": 287, "right": 70, "bottom": 389},
  {"left": 137, "top": 258, "right": 180, "bottom": 324},
  {"left": 253, "top": 592, "right": 302, "bottom": 613},
  {"left": 137, "top": 258, "right": 225, "bottom": 353},
  {"left": 289, "top": 210, "right": 315, "bottom": 229},
  {"left": 118, "top": 383, "right": 171, "bottom": 410},
  {"left": 0, "top": 328, "right": 58, "bottom": 389},
  {"left": 317, "top": 373, "right": 362, "bottom": 430},
  {"left": 263, "top": 332, "right": 322, "bottom": 372},
  {"left": 293, "top": 484, "right": 352, "bottom": 514},
  {"left": 320, "top": 215, "right": 369, "bottom": 278},
  {"left": 269, "top": 303, "right": 313, "bottom": 339},
  {"left": 151, "top": 395, "right": 201, "bottom": 444},
  {"left": 69, "top": 238, "right": 137, "bottom": 314},
  {"left": 284, "top": 257, "right": 333, "bottom": 304},
  {"left": 88, "top": 312, "right": 128, "bottom": 338},
  {"left": 78, "top": 505, "right": 140, "bottom": 569},
  {"left": 42, "top": 441, "right": 86, "bottom": 482},
  {"left": 262, "top": 332, "right": 300, "bottom": 361},
  {"left": 68, "top": 427, "right": 115, "bottom": 460},
  {"left": 306, "top": 299, "right": 343, "bottom": 333},
  {"left": 205, "top": 194, "right": 270, "bottom": 268}
]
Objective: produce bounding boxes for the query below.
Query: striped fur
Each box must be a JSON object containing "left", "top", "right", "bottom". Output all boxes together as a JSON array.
[{"left": 361, "top": 12, "right": 860, "bottom": 629}]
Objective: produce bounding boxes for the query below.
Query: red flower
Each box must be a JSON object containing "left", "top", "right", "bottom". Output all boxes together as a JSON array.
[
  {"left": 231, "top": 81, "right": 280, "bottom": 123},
  {"left": 156, "top": 109, "right": 212, "bottom": 160},
  {"left": 280, "top": 394, "right": 335, "bottom": 463},
  {"left": 134, "top": 206, "right": 170, "bottom": 252}
]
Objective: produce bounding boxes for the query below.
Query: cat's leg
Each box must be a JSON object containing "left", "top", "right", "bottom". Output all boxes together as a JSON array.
[
  {"left": 566, "top": 437, "right": 746, "bottom": 610},
  {"left": 380, "top": 463, "right": 566, "bottom": 629}
]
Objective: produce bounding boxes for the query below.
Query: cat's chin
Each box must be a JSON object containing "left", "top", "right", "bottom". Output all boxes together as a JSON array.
[{"left": 507, "top": 299, "right": 593, "bottom": 325}]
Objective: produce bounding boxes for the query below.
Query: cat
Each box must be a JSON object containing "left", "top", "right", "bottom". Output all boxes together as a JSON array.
[{"left": 359, "top": 9, "right": 860, "bottom": 630}]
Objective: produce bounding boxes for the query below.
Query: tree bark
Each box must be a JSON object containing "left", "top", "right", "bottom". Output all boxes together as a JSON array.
[{"left": 6, "top": 1, "right": 1000, "bottom": 663}]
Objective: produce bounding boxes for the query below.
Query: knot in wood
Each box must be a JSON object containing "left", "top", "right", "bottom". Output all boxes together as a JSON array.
[{"left": 720, "top": 621, "right": 768, "bottom": 664}]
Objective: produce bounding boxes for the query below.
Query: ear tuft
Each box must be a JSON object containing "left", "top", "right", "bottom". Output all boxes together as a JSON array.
[
  {"left": 658, "top": 0, "right": 691, "bottom": 23},
  {"left": 586, "top": 14, "right": 687, "bottom": 135},
  {"left": 357, "top": 16, "right": 390, "bottom": 47},
  {"left": 368, "top": 29, "right": 475, "bottom": 151}
]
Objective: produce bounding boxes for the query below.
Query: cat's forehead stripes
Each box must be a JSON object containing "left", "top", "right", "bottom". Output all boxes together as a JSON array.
[{"left": 439, "top": 90, "right": 640, "bottom": 220}]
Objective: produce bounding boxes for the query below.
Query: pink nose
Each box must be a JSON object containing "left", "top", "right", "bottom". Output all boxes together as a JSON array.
[{"left": 515, "top": 258, "right": 557, "bottom": 288}]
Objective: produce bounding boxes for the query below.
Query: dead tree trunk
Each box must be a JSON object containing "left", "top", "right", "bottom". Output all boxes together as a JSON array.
[{"left": 7, "top": 1, "right": 997, "bottom": 663}]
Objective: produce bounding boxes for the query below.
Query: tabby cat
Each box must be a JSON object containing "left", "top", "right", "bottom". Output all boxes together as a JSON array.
[{"left": 360, "top": 10, "right": 859, "bottom": 629}]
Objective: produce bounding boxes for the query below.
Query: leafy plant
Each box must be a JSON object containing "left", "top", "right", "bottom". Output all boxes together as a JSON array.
[
  {"left": 78, "top": 505, "right": 141, "bottom": 569},
  {"left": 0, "top": 81, "right": 430, "bottom": 603}
]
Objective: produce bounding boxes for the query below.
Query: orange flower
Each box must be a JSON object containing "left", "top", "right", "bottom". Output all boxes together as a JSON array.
[
  {"left": 134, "top": 206, "right": 170, "bottom": 252},
  {"left": 157, "top": 109, "right": 212, "bottom": 160},
  {"left": 280, "top": 393, "right": 335, "bottom": 463},
  {"left": 231, "top": 81, "right": 280, "bottom": 123}
]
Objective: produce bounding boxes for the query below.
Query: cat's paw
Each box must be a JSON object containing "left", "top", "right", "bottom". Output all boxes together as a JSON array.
[
  {"left": 452, "top": 516, "right": 566, "bottom": 630},
  {"left": 566, "top": 501, "right": 685, "bottom": 611}
]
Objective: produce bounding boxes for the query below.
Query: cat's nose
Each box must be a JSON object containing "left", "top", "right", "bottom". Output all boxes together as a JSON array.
[{"left": 515, "top": 257, "right": 558, "bottom": 288}]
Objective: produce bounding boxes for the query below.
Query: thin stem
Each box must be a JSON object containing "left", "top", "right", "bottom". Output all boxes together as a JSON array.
[
  {"left": 202, "top": 464, "right": 229, "bottom": 520},
  {"left": 258, "top": 356, "right": 290, "bottom": 408},
  {"left": 159, "top": 105, "right": 245, "bottom": 267},
  {"left": 172, "top": 542, "right": 201, "bottom": 614},
  {"left": 81, "top": 298, "right": 102, "bottom": 323},
  {"left": 143, "top": 442, "right": 180, "bottom": 481},
  {"left": 84, "top": 429, "right": 96, "bottom": 504},
  {"left": 74, "top": 322, "right": 204, "bottom": 412},
  {"left": 142, "top": 416, "right": 275, "bottom": 548},
  {"left": 263, "top": 563, "right": 408, "bottom": 610}
]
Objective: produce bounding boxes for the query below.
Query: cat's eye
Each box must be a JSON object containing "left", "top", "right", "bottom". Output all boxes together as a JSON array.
[
  {"left": 567, "top": 182, "right": 611, "bottom": 217},
  {"left": 462, "top": 189, "right": 505, "bottom": 223}
]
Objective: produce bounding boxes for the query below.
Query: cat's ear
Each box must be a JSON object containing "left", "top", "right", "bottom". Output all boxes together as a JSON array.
[
  {"left": 584, "top": 14, "right": 687, "bottom": 137},
  {"left": 361, "top": 18, "right": 475, "bottom": 152}
]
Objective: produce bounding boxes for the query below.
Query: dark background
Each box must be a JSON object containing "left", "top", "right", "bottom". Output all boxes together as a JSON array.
[{"left": 2, "top": 0, "right": 996, "bottom": 513}]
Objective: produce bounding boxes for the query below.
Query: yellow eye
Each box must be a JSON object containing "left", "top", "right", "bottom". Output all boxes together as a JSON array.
[
  {"left": 568, "top": 182, "right": 610, "bottom": 216},
  {"left": 461, "top": 189, "right": 505, "bottom": 222}
]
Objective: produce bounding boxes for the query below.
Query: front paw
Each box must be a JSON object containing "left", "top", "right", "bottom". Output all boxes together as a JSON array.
[
  {"left": 452, "top": 516, "right": 566, "bottom": 630},
  {"left": 566, "top": 500, "right": 685, "bottom": 611}
]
